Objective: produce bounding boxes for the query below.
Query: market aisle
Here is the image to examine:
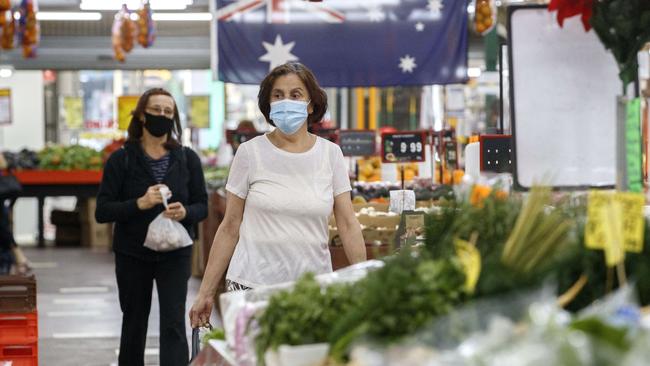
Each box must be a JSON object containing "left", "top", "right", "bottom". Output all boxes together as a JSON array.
[{"left": 24, "top": 247, "right": 202, "bottom": 366}]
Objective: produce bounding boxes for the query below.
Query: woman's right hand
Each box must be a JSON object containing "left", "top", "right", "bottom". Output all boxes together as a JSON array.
[
  {"left": 189, "top": 294, "right": 214, "bottom": 328},
  {"left": 136, "top": 184, "right": 166, "bottom": 210}
]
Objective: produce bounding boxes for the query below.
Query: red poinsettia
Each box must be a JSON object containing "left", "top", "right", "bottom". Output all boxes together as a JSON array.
[{"left": 548, "top": 0, "right": 594, "bottom": 31}]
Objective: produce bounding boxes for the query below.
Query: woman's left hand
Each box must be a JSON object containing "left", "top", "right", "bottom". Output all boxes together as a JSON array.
[{"left": 164, "top": 202, "right": 187, "bottom": 221}]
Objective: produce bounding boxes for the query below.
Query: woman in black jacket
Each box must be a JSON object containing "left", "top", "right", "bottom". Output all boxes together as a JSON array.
[{"left": 96, "top": 88, "right": 208, "bottom": 366}]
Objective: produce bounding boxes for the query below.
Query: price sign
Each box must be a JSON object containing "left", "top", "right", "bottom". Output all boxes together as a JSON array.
[
  {"left": 339, "top": 130, "right": 377, "bottom": 157},
  {"left": 381, "top": 131, "right": 427, "bottom": 163}
]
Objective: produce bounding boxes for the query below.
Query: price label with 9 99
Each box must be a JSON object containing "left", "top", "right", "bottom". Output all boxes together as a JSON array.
[{"left": 381, "top": 131, "right": 428, "bottom": 163}]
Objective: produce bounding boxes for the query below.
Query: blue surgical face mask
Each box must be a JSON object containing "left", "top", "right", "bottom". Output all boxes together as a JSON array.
[{"left": 269, "top": 99, "right": 310, "bottom": 135}]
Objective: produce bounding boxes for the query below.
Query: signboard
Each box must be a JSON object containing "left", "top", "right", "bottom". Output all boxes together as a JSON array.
[
  {"left": 339, "top": 130, "right": 377, "bottom": 157},
  {"left": 381, "top": 131, "right": 428, "bottom": 163},
  {"left": 189, "top": 95, "right": 210, "bottom": 129},
  {"left": 117, "top": 96, "right": 140, "bottom": 131},
  {"left": 63, "top": 97, "right": 83, "bottom": 130},
  {"left": 0, "top": 89, "right": 11, "bottom": 125}
]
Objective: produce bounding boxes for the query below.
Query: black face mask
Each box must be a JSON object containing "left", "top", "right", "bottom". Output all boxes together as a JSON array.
[{"left": 143, "top": 112, "right": 174, "bottom": 137}]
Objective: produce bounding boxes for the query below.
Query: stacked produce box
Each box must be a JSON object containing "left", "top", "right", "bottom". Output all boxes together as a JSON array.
[{"left": 0, "top": 276, "right": 38, "bottom": 366}]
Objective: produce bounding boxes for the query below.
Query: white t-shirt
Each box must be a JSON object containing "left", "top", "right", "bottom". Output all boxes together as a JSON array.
[{"left": 225, "top": 134, "right": 351, "bottom": 288}]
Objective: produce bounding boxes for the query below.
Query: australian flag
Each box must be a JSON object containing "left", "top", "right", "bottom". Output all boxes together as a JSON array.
[{"left": 215, "top": 0, "right": 468, "bottom": 87}]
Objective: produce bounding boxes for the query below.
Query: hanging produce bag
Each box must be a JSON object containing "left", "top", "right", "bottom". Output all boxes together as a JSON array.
[
  {"left": 137, "top": 1, "right": 155, "bottom": 48},
  {"left": 111, "top": 5, "right": 135, "bottom": 62},
  {"left": 18, "top": 0, "right": 38, "bottom": 58},
  {"left": 143, "top": 187, "right": 193, "bottom": 252},
  {"left": 0, "top": 0, "right": 11, "bottom": 12},
  {"left": 473, "top": 0, "right": 496, "bottom": 35},
  {"left": 0, "top": 10, "right": 15, "bottom": 50}
]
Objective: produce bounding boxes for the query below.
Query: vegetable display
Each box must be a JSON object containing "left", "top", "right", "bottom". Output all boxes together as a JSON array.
[
  {"left": 38, "top": 145, "right": 103, "bottom": 171},
  {"left": 236, "top": 184, "right": 650, "bottom": 364}
]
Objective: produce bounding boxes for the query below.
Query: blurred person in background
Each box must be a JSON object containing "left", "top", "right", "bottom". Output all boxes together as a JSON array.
[
  {"left": 95, "top": 88, "right": 208, "bottom": 366},
  {"left": 0, "top": 152, "right": 30, "bottom": 275},
  {"left": 231, "top": 119, "right": 258, "bottom": 154}
]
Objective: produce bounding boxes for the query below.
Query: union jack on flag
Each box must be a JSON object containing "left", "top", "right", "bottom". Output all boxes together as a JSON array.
[{"left": 215, "top": 0, "right": 468, "bottom": 87}]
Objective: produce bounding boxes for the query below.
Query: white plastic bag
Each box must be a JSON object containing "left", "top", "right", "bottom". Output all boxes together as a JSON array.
[{"left": 143, "top": 187, "right": 193, "bottom": 252}]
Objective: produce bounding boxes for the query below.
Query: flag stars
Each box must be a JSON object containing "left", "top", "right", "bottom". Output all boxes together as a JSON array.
[
  {"left": 399, "top": 55, "right": 417, "bottom": 73},
  {"left": 415, "top": 22, "right": 425, "bottom": 32},
  {"left": 367, "top": 7, "right": 386, "bottom": 22},
  {"left": 259, "top": 35, "right": 299, "bottom": 71},
  {"left": 428, "top": 0, "right": 444, "bottom": 15}
]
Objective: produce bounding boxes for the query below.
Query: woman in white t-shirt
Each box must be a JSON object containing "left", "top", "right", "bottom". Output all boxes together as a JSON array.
[{"left": 189, "top": 62, "right": 366, "bottom": 327}]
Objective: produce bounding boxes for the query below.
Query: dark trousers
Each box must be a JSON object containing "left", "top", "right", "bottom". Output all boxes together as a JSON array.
[
  {"left": 0, "top": 202, "right": 15, "bottom": 274},
  {"left": 115, "top": 252, "right": 191, "bottom": 366}
]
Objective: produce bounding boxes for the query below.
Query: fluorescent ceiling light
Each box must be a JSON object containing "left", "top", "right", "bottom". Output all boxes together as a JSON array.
[
  {"left": 37, "top": 12, "right": 102, "bottom": 21},
  {"left": 152, "top": 12, "right": 212, "bottom": 21},
  {"left": 468, "top": 67, "right": 482, "bottom": 78},
  {"left": 80, "top": 0, "right": 193, "bottom": 11}
]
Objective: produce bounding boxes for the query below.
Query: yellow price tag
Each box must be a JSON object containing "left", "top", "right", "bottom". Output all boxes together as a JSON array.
[
  {"left": 615, "top": 192, "right": 645, "bottom": 253},
  {"left": 455, "top": 239, "right": 481, "bottom": 293},
  {"left": 584, "top": 191, "right": 645, "bottom": 267},
  {"left": 585, "top": 190, "right": 611, "bottom": 250},
  {"left": 601, "top": 198, "right": 624, "bottom": 267}
]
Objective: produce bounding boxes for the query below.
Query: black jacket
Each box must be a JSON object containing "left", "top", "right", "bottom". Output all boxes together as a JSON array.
[{"left": 95, "top": 141, "right": 208, "bottom": 261}]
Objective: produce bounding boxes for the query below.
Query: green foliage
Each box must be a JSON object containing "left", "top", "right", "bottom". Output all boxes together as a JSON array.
[
  {"left": 38, "top": 145, "right": 103, "bottom": 171},
  {"left": 254, "top": 250, "right": 466, "bottom": 363},
  {"left": 591, "top": 0, "right": 650, "bottom": 88},
  {"left": 201, "top": 327, "right": 226, "bottom": 345},
  {"left": 328, "top": 251, "right": 465, "bottom": 359},
  {"left": 255, "top": 274, "right": 359, "bottom": 363}
]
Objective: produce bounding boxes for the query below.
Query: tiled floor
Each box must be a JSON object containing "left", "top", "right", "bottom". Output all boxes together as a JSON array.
[{"left": 23, "top": 247, "right": 204, "bottom": 366}]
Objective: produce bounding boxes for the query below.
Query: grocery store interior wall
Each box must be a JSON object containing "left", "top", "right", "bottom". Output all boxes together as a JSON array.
[{"left": 0, "top": 71, "right": 45, "bottom": 244}]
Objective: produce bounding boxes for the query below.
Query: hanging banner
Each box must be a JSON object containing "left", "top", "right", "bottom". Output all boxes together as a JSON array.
[
  {"left": 215, "top": 0, "right": 468, "bottom": 87},
  {"left": 0, "top": 88, "right": 11, "bottom": 125},
  {"left": 117, "top": 95, "right": 140, "bottom": 131},
  {"left": 189, "top": 95, "right": 210, "bottom": 129},
  {"left": 63, "top": 96, "right": 83, "bottom": 130}
]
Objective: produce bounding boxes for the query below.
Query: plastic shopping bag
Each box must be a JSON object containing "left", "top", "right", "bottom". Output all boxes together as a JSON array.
[{"left": 143, "top": 187, "right": 193, "bottom": 252}]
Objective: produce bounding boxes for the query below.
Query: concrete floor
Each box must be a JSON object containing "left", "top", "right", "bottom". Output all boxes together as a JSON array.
[{"left": 23, "top": 247, "right": 204, "bottom": 366}]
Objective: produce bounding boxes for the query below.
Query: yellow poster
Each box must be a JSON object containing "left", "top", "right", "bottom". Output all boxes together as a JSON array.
[
  {"left": 0, "top": 89, "right": 11, "bottom": 125},
  {"left": 189, "top": 95, "right": 210, "bottom": 129},
  {"left": 63, "top": 97, "right": 83, "bottom": 129},
  {"left": 117, "top": 96, "right": 140, "bottom": 131}
]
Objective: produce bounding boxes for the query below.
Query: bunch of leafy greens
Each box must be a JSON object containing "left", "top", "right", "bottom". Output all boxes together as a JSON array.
[
  {"left": 254, "top": 250, "right": 465, "bottom": 363},
  {"left": 424, "top": 188, "right": 584, "bottom": 300},
  {"left": 328, "top": 251, "right": 465, "bottom": 360},
  {"left": 591, "top": 0, "right": 650, "bottom": 89},
  {"left": 201, "top": 327, "right": 225, "bottom": 345},
  {"left": 254, "top": 273, "right": 359, "bottom": 363}
]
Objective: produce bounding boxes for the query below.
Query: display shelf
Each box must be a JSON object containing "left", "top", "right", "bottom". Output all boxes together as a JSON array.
[{"left": 14, "top": 170, "right": 103, "bottom": 185}]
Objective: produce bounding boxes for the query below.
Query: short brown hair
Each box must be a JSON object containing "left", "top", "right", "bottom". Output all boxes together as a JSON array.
[
  {"left": 126, "top": 88, "right": 182, "bottom": 149},
  {"left": 257, "top": 62, "right": 327, "bottom": 127}
]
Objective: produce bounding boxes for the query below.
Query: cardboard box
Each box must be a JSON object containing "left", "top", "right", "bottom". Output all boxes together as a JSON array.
[
  {"left": 362, "top": 227, "right": 396, "bottom": 244},
  {"left": 357, "top": 214, "right": 400, "bottom": 229},
  {"left": 353, "top": 203, "right": 389, "bottom": 212},
  {"left": 78, "top": 198, "right": 112, "bottom": 249}
]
